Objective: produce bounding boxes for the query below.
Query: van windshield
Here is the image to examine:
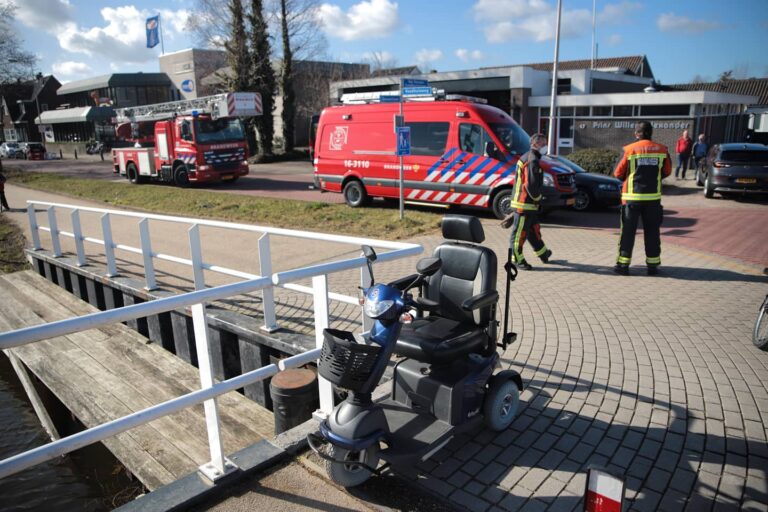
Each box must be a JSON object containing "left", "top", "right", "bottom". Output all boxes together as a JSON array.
[
  {"left": 194, "top": 118, "right": 246, "bottom": 143},
  {"left": 489, "top": 122, "right": 530, "bottom": 156}
]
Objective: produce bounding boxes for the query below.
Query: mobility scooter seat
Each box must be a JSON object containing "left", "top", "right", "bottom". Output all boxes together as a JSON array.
[{"left": 394, "top": 214, "right": 497, "bottom": 364}]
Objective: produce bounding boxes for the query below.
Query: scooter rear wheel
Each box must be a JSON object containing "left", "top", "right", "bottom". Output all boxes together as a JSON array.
[
  {"left": 484, "top": 379, "right": 520, "bottom": 431},
  {"left": 325, "top": 444, "right": 378, "bottom": 487}
]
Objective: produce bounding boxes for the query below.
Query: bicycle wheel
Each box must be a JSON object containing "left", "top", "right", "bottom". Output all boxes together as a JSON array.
[{"left": 753, "top": 296, "right": 768, "bottom": 350}]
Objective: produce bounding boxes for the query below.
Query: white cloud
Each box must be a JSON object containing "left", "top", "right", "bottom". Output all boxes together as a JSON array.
[
  {"left": 15, "top": 0, "right": 74, "bottom": 31},
  {"left": 414, "top": 49, "right": 442, "bottom": 69},
  {"left": 51, "top": 61, "right": 91, "bottom": 78},
  {"left": 56, "top": 6, "right": 190, "bottom": 64},
  {"left": 456, "top": 48, "right": 484, "bottom": 62},
  {"left": 657, "top": 13, "right": 721, "bottom": 34},
  {"left": 607, "top": 34, "right": 623, "bottom": 46},
  {"left": 317, "top": 0, "right": 399, "bottom": 41},
  {"left": 473, "top": 0, "right": 642, "bottom": 44}
]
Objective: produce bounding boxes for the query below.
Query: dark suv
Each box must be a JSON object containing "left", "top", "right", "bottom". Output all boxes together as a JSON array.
[{"left": 699, "top": 143, "right": 768, "bottom": 199}]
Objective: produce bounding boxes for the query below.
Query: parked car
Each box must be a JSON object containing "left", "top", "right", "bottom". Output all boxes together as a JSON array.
[
  {"left": 544, "top": 154, "right": 622, "bottom": 210},
  {"left": 698, "top": 143, "right": 768, "bottom": 199},
  {"left": 0, "top": 142, "right": 21, "bottom": 158},
  {"left": 24, "top": 142, "right": 46, "bottom": 160}
]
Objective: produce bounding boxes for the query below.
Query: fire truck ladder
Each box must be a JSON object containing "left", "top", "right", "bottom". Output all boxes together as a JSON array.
[{"left": 115, "top": 94, "right": 230, "bottom": 123}]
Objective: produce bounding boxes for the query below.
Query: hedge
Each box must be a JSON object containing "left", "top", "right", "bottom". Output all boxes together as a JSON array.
[{"left": 565, "top": 148, "right": 622, "bottom": 176}]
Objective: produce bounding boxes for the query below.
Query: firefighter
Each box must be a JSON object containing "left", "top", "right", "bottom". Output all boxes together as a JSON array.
[
  {"left": 500, "top": 133, "right": 552, "bottom": 270},
  {"left": 613, "top": 121, "right": 672, "bottom": 276}
]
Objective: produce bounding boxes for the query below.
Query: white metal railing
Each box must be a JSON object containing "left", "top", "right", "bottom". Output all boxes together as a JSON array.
[{"left": 0, "top": 202, "right": 422, "bottom": 483}]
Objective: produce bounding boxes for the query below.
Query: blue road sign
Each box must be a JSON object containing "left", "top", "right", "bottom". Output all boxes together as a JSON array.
[
  {"left": 379, "top": 95, "right": 400, "bottom": 103},
  {"left": 396, "top": 127, "right": 411, "bottom": 156},
  {"left": 402, "top": 78, "right": 429, "bottom": 88},
  {"left": 402, "top": 86, "right": 432, "bottom": 97}
]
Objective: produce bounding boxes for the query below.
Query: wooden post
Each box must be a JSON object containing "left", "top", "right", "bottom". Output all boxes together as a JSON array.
[{"left": 4, "top": 350, "right": 60, "bottom": 441}]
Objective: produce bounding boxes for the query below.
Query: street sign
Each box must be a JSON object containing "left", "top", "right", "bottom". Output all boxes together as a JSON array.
[
  {"left": 396, "top": 127, "right": 411, "bottom": 156},
  {"left": 379, "top": 95, "right": 400, "bottom": 103},
  {"left": 402, "top": 78, "right": 429, "bottom": 88},
  {"left": 402, "top": 86, "right": 432, "bottom": 97}
]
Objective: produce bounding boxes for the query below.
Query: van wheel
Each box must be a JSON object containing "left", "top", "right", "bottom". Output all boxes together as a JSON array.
[
  {"left": 343, "top": 180, "right": 369, "bottom": 207},
  {"left": 491, "top": 189, "right": 513, "bottom": 219},
  {"left": 174, "top": 166, "right": 190, "bottom": 188}
]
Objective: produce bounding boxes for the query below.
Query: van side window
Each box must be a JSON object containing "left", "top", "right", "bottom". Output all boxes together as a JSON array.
[
  {"left": 459, "top": 123, "right": 493, "bottom": 156},
  {"left": 404, "top": 122, "right": 449, "bottom": 156}
]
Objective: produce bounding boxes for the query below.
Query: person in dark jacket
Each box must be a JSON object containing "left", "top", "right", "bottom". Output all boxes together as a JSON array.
[
  {"left": 500, "top": 133, "right": 552, "bottom": 270},
  {"left": 692, "top": 133, "right": 708, "bottom": 173},
  {"left": 613, "top": 121, "right": 672, "bottom": 275},
  {"left": 0, "top": 159, "right": 10, "bottom": 212},
  {"left": 674, "top": 129, "right": 693, "bottom": 179}
]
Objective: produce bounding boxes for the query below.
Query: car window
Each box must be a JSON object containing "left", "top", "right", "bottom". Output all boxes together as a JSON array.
[
  {"left": 459, "top": 123, "right": 493, "bottom": 156},
  {"left": 404, "top": 121, "right": 449, "bottom": 156},
  {"left": 720, "top": 150, "right": 768, "bottom": 163}
]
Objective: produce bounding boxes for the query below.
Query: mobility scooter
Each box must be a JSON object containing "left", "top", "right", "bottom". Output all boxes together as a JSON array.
[{"left": 308, "top": 214, "right": 523, "bottom": 486}]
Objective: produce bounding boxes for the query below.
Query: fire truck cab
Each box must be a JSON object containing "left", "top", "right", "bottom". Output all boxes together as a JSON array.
[
  {"left": 112, "top": 92, "right": 261, "bottom": 186},
  {"left": 313, "top": 92, "right": 576, "bottom": 218}
]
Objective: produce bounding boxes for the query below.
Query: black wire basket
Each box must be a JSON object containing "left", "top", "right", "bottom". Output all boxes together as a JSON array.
[{"left": 318, "top": 328, "right": 382, "bottom": 392}]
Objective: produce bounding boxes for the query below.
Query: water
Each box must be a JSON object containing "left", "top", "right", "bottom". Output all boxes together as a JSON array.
[{"left": 0, "top": 354, "right": 137, "bottom": 511}]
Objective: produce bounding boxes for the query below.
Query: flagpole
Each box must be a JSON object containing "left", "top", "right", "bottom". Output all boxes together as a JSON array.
[
  {"left": 159, "top": 13, "right": 165, "bottom": 55},
  {"left": 547, "top": 0, "right": 562, "bottom": 156}
]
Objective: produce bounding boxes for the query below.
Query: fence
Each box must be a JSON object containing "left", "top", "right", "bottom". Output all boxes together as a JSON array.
[{"left": 0, "top": 201, "right": 421, "bottom": 482}]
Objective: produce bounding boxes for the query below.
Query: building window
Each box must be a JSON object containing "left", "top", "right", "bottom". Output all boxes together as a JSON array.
[
  {"left": 640, "top": 104, "right": 690, "bottom": 116},
  {"left": 556, "top": 78, "right": 571, "bottom": 95},
  {"left": 613, "top": 105, "right": 633, "bottom": 117},
  {"left": 540, "top": 107, "right": 550, "bottom": 117},
  {"left": 592, "top": 106, "right": 611, "bottom": 116},
  {"left": 558, "top": 107, "right": 574, "bottom": 116},
  {"left": 575, "top": 107, "right": 590, "bottom": 117}
]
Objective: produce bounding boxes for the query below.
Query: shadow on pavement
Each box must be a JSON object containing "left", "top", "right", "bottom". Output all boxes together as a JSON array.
[{"left": 535, "top": 260, "right": 765, "bottom": 283}]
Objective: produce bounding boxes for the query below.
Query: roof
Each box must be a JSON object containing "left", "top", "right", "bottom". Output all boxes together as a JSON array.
[
  {"left": 664, "top": 78, "right": 768, "bottom": 106},
  {"left": 36, "top": 106, "right": 116, "bottom": 124},
  {"left": 58, "top": 73, "right": 172, "bottom": 95},
  {"left": 522, "top": 55, "right": 653, "bottom": 78},
  {"left": 371, "top": 66, "right": 422, "bottom": 77}
]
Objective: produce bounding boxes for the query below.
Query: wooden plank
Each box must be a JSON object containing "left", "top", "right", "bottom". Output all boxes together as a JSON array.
[{"left": 0, "top": 272, "right": 276, "bottom": 489}]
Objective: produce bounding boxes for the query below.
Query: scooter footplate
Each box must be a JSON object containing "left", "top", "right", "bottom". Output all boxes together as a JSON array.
[{"left": 379, "top": 399, "right": 477, "bottom": 467}]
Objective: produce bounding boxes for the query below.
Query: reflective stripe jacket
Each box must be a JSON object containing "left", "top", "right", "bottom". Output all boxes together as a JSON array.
[
  {"left": 613, "top": 139, "right": 672, "bottom": 203},
  {"left": 510, "top": 149, "right": 543, "bottom": 212}
]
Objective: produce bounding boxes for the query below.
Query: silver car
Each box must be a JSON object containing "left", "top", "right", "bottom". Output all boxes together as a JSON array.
[{"left": 0, "top": 142, "right": 21, "bottom": 158}]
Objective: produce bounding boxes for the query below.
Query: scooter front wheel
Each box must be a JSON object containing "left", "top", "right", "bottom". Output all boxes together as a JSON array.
[
  {"left": 325, "top": 444, "right": 379, "bottom": 488},
  {"left": 484, "top": 379, "right": 520, "bottom": 431}
]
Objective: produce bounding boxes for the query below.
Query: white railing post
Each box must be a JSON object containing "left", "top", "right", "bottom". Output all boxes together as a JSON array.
[
  {"left": 258, "top": 233, "right": 279, "bottom": 332},
  {"left": 139, "top": 219, "right": 157, "bottom": 291},
  {"left": 191, "top": 303, "right": 235, "bottom": 481},
  {"left": 360, "top": 256, "right": 373, "bottom": 333},
  {"left": 188, "top": 224, "right": 205, "bottom": 290},
  {"left": 27, "top": 205, "right": 41, "bottom": 250},
  {"left": 70, "top": 210, "right": 86, "bottom": 267},
  {"left": 47, "top": 206, "right": 62, "bottom": 257},
  {"left": 312, "top": 274, "right": 333, "bottom": 419},
  {"left": 100, "top": 213, "right": 117, "bottom": 277}
]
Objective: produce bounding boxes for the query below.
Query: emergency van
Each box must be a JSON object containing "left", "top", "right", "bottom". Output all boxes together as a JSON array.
[{"left": 313, "top": 94, "right": 575, "bottom": 218}]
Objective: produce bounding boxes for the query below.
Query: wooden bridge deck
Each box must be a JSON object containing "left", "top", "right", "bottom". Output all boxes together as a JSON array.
[{"left": 0, "top": 271, "right": 275, "bottom": 491}]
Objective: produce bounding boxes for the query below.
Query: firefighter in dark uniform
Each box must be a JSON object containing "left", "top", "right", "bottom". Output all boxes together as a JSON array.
[
  {"left": 613, "top": 121, "right": 672, "bottom": 275},
  {"left": 500, "top": 133, "right": 552, "bottom": 270}
]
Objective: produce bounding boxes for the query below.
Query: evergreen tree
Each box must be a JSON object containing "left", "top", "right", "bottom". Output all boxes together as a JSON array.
[
  {"left": 224, "top": 0, "right": 250, "bottom": 91},
  {"left": 279, "top": 0, "right": 295, "bottom": 153},
  {"left": 247, "top": 0, "right": 277, "bottom": 156}
]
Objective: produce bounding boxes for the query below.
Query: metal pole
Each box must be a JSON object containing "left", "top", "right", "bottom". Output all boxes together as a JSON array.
[
  {"left": 100, "top": 213, "right": 117, "bottom": 277},
  {"left": 27, "top": 204, "right": 41, "bottom": 250},
  {"left": 71, "top": 209, "right": 86, "bottom": 266},
  {"left": 47, "top": 206, "right": 61, "bottom": 257},
  {"left": 188, "top": 224, "right": 206, "bottom": 290},
  {"left": 139, "top": 219, "right": 156, "bottom": 291},
  {"left": 591, "top": 0, "right": 597, "bottom": 69},
  {"left": 548, "top": 0, "right": 563, "bottom": 156},
  {"left": 258, "top": 233, "right": 279, "bottom": 332},
  {"left": 312, "top": 274, "right": 332, "bottom": 419},
  {"left": 399, "top": 96, "right": 405, "bottom": 220},
  {"left": 159, "top": 13, "right": 165, "bottom": 55}
]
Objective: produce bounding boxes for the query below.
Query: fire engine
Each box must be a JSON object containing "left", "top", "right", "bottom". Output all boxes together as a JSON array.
[
  {"left": 112, "top": 92, "right": 261, "bottom": 186},
  {"left": 313, "top": 91, "right": 575, "bottom": 219}
]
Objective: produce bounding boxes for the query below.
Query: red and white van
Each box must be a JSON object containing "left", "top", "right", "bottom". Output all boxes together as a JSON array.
[{"left": 313, "top": 97, "right": 575, "bottom": 218}]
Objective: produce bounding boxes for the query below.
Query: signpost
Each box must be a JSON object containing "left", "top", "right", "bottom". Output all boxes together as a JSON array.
[
  {"left": 396, "top": 127, "right": 411, "bottom": 156},
  {"left": 394, "top": 77, "right": 430, "bottom": 220}
]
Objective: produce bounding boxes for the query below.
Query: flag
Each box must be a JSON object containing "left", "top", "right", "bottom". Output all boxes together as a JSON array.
[{"left": 146, "top": 15, "right": 160, "bottom": 49}]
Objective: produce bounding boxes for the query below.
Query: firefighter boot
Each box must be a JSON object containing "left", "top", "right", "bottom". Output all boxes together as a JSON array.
[
  {"left": 518, "top": 260, "right": 533, "bottom": 271},
  {"left": 540, "top": 249, "right": 552, "bottom": 263},
  {"left": 613, "top": 264, "right": 629, "bottom": 276}
]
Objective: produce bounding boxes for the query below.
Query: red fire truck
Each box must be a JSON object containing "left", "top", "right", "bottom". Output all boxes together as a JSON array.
[
  {"left": 112, "top": 92, "right": 261, "bottom": 186},
  {"left": 313, "top": 92, "right": 575, "bottom": 218}
]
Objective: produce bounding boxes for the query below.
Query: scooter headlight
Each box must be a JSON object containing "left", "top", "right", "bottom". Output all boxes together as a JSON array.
[{"left": 364, "top": 298, "right": 395, "bottom": 319}]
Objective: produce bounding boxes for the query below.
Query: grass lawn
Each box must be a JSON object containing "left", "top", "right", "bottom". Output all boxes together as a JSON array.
[
  {"left": 0, "top": 214, "right": 30, "bottom": 274},
  {"left": 3, "top": 169, "right": 443, "bottom": 240}
]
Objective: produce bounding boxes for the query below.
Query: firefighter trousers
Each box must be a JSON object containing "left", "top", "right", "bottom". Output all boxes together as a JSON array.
[
  {"left": 617, "top": 201, "right": 663, "bottom": 267},
  {"left": 508, "top": 212, "right": 548, "bottom": 264}
]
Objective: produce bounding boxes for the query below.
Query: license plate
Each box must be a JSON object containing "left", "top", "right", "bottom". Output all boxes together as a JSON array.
[
  {"left": 566, "top": 197, "right": 576, "bottom": 205},
  {"left": 735, "top": 178, "right": 756, "bottom": 184},
  {"left": 222, "top": 174, "right": 235, "bottom": 181}
]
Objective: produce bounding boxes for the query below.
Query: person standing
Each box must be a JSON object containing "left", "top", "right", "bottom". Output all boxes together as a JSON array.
[
  {"left": 613, "top": 121, "right": 672, "bottom": 276},
  {"left": 674, "top": 129, "right": 693, "bottom": 179},
  {"left": 0, "top": 159, "right": 10, "bottom": 212},
  {"left": 692, "top": 133, "right": 708, "bottom": 173},
  {"left": 500, "top": 133, "right": 552, "bottom": 270}
]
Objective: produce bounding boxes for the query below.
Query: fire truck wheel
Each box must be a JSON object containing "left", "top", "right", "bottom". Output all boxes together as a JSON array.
[
  {"left": 491, "top": 189, "right": 513, "bottom": 219},
  {"left": 174, "top": 166, "right": 190, "bottom": 188},
  {"left": 343, "top": 180, "right": 369, "bottom": 208},
  {"left": 126, "top": 164, "right": 141, "bottom": 185}
]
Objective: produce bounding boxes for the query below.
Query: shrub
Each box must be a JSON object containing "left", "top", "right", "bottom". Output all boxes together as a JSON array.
[{"left": 566, "top": 148, "right": 622, "bottom": 176}]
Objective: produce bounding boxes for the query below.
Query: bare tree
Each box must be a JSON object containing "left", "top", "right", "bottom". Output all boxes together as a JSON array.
[
  {"left": 363, "top": 51, "right": 399, "bottom": 74},
  {"left": 0, "top": 1, "right": 36, "bottom": 84},
  {"left": 186, "top": 0, "right": 230, "bottom": 49}
]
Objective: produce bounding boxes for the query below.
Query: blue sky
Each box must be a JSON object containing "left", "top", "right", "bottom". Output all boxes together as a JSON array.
[{"left": 11, "top": 0, "right": 768, "bottom": 85}]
